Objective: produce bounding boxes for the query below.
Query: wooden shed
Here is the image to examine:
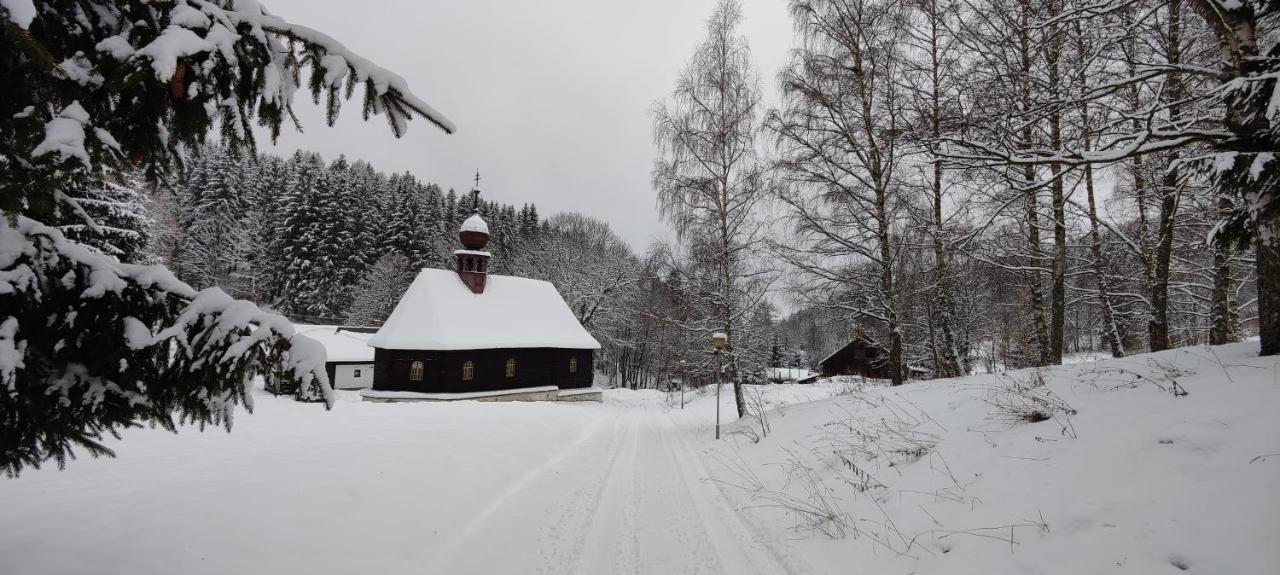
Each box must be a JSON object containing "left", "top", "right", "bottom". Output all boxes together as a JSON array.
[{"left": 818, "top": 335, "right": 894, "bottom": 379}]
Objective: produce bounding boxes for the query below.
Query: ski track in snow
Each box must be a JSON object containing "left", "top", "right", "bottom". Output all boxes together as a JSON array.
[{"left": 433, "top": 406, "right": 797, "bottom": 575}]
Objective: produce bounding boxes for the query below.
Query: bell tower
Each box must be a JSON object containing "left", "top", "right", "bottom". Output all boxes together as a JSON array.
[{"left": 456, "top": 172, "right": 491, "bottom": 294}]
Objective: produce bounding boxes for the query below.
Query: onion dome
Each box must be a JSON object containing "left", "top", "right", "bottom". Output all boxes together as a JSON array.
[{"left": 459, "top": 213, "right": 489, "bottom": 249}]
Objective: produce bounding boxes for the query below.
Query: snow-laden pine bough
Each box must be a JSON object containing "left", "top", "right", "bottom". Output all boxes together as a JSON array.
[
  {"left": 1, "top": 0, "right": 455, "bottom": 217},
  {"left": 0, "top": 0, "right": 453, "bottom": 475},
  {"left": 0, "top": 217, "right": 333, "bottom": 477}
]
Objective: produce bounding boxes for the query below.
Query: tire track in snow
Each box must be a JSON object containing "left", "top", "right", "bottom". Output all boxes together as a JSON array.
[
  {"left": 568, "top": 411, "right": 643, "bottom": 574},
  {"left": 652, "top": 413, "right": 801, "bottom": 575},
  {"left": 433, "top": 406, "right": 808, "bottom": 574},
  {"left": 429, "top": 412, "right": 616, "bottom": 570},
  {"left": 535, "top": 411, "right": 638, "bottom": 573},
  {"left": 630, "top": 412, "right": 723, "bottom": 573},
  {"left": 566, "top": 409, "right": 800, "bottom": 574}
]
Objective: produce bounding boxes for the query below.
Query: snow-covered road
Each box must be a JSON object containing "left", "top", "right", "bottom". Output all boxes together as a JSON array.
[
  {"left": 432, "top": 408, "right": 793, "bottom": 574},
  {"left": 0, "top": 385, "right": 838, "bottom": 575}
]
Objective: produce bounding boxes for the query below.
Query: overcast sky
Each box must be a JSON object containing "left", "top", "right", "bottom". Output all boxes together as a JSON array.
[{"left": 257, "top": 0, "right": 794, "bottom": 251}]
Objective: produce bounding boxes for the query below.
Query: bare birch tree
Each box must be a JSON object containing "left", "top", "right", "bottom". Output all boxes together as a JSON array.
[
  {"left": 652, "top": 0, "right": 771, "bottom": 415},
  {"left": 768, "top": 0, "right": 912, "bottom": 386}
]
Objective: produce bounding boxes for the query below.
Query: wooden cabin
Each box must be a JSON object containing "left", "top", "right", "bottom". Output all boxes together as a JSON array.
[
  {"left": 818, "top": 335, "right": 894, "bottom": 379},
  {"left": 361, "top": 202, "right": 600, "bottom": 401}
]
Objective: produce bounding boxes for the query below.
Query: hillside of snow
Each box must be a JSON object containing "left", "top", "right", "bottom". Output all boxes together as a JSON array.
[
  {"left": 0, "top": 343, "right": 1275, "bottom": 574},
  {"left": 705, "top": 342, "right": 1280, "bottom": 574}
]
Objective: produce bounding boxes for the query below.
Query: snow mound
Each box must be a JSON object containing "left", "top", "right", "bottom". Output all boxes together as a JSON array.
[{"left": 705, "top": 343, "right": 1280, "bottom": 574}]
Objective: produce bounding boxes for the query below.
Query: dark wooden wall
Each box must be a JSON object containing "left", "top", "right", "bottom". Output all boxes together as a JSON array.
[
  {"left": 819, "top": 340, "right": 892, "bottom": 379},
  {"left": 372, "top": 348, "right": 595, "bottom": 393}
]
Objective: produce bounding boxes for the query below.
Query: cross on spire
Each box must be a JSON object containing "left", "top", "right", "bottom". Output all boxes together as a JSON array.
[{"left": 470, "top": 169, "right": 482, "bottom": 214}]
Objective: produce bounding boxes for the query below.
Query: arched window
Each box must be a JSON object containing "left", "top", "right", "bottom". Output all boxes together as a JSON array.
[
  {"left": 462, "top": 360, "right": 475, "bottom": 381},
  {"left": 568, "top": 356, "right": 578, "bottom": 373},
  {"left": 505, "top": 358, "right": 516, "bottom": 378},
  {"left": 409, "top": 361, "right": 424, "bottom": 381}
]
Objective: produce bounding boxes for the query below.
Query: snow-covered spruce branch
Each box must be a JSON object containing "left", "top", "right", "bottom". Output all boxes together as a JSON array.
[
  {"left": 0, "top": 216, "right": 332, "bottom": 476},
  {"left": 184, "top": 0, "right": 454, "bottom": 135}
]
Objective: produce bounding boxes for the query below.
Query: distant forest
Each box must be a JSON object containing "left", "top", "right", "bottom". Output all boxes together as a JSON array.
[{"left": 135, "top": 145, "right": 543, "bottom": 322}]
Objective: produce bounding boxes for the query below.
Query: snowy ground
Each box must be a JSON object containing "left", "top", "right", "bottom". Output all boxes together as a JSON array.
[
  {"left": 705, "top": 342, "right": 1280, "bottom": 574},
  {"left": 1, "top": 345, "right": 1276, "bottom": 574}
]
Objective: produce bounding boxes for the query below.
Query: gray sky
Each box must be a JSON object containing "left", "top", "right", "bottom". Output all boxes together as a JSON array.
[{"left": 258, "top": 0, "right": 794, "bottom": 251}]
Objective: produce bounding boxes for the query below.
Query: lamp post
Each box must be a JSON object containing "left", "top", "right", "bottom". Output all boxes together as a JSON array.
[{"left": 712, "top": 332, "right": 728, "bottom": 440}]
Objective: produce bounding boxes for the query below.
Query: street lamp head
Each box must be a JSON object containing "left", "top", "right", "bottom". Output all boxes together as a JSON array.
[{"left": 711, "top": 332, "right": 728, "bottom": 350}]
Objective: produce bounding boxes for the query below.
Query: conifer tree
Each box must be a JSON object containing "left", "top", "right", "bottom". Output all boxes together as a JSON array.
[
  {"left": 347, "top": 252, "right": 415, "bottom": 326},
  {"left": 0, "top": 0, "right": 458, "bottom": 475},
  {"left": 55, "top": 173, "right": 151, "bottom": 263},
  {"left": 179, "top": 149, "right": 249, "bottom": 290}
]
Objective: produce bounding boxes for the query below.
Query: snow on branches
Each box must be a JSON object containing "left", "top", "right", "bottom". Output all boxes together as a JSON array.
[
  {"left": 1, "top": 0, "right": 454, "bottom": 219},
  {"left": 0, "top": 216, "right": 332, "bottom": 477}
]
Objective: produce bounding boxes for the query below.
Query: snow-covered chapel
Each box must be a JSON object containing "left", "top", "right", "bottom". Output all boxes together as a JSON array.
[{"left": 360, "top": 189, "right": 600, "bottom": 402}]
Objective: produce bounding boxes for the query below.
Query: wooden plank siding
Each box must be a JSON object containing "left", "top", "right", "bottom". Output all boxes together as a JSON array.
[
  {"left": 372, "top": 348, "right": 594, "bottom": 394},
  {"left": 818, "top": 339, "right": 893, "bottom": 379}
]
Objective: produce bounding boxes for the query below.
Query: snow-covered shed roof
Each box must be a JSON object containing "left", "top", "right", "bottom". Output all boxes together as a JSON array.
[
  {"left": 295, "top": 325, "right": 376, "bottom": 363},
  {"left": 818, "top": 334, "right": 886, "bottom": 366},
  {"left": 368, "top": 268, "right": 601, "bottom": 351},
  {"left": 767, "top": 367, "right": 817, "bottom": 381},
  {"left": 460, "top": 213, "right": 489, "bottom": 235}
]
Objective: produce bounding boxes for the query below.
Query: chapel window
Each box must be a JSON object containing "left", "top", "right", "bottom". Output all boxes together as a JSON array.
[
  {"left": 409, "top": 361, "right": 424, "bottom": 381},
  {"left": 569, "top": 356, "right": 578, "bottom": 374},
  {"left": 462, "top": 360, "right": 475, "bottom": 381},
  {"left": 505, "top": 358, "right": 516, "bottom": 378}
]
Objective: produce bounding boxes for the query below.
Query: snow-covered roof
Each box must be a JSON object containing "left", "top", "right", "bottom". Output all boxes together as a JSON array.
[
  {"left": 295, "top": 325, "right": 376, "bottom": 363},
  {"left": 767, "top": 367, "right": 817, "bottom": 381},
  {"left": 368, "top": 268, "right": 601, "bottom": 351},
  {"left": 460, "top": 213, "right": 489, "bottom": 235},
  {"left": 818, "top": 335, "right": 885, "bottom": 366}
]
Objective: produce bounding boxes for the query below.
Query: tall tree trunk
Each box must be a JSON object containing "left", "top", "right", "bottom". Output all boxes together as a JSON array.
[
  {"left": 720, "top": 181, "right": 748, "bottom": 419},
  {"left": 1084, "top": 162, "right": 1125, "bottom": 357},
  {"left": 877, "top": 179, "right": 904, "bottom": 386},
  {"left": 1209, "top": 209, "right": 1235, "bottom": 345},
  {"left": 1074, "top": 22, "right": 1124, "bottom": 358},
  {"left": 1024, "top": 171, "right": 1051, "bottom": 367},
  {"left": 1018, "top": 5, "right": 1051, "bottom": 366},
  {"left": 1183, "top": 0, "right": 1275, "bottom": 355},
  {"left": 1121, "top": 6, "right": 1157, "bottom": 343},
  {"left": 1045, "top": 0, "right": 1067, "bottom": 365},
  {"left": 925, "top": 0, "right": 963, "bottom": 378},
  {"left": 1149, "top": 179, "right": 1179, "bottom": 352},
  {"left": 1149, "top": 0, "right": 1185, "bottom": 352}
]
